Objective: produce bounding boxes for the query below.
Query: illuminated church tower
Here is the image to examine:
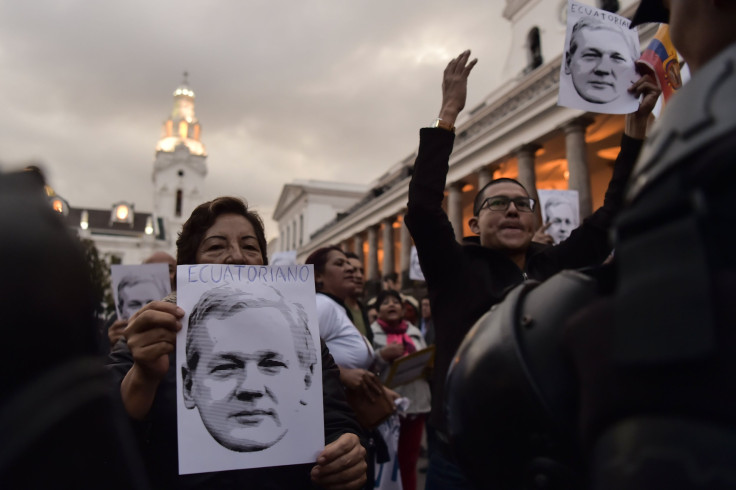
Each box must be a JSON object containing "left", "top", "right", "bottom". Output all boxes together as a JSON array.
[{"left": 152, "top": 73, "right": 207, "bottom": 243}]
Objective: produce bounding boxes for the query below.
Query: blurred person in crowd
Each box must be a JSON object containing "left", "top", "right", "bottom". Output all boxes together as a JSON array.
[
  {"left": 344, "top": 252, "right": 374, "bottom": 345},
  {"left": 402, "top": 295, "right": 420, "bottom": 326},
  {"left": 371, "top": 290, "right": 431, "bottom": 490},
  {"left": 381, "top": 272, "right": 399, "bottom": 292},
  {"left": 419, "top": 296, "right": 435, "bottom": 346}
]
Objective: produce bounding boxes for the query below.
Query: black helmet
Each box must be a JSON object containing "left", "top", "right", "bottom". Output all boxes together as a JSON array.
[{"left": 446, "top": 270, "right": 599, "bottom": 490}]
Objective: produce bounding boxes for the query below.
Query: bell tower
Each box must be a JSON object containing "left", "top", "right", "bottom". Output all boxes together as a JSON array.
[{"left": 152, "top": 72, "right": 207, "bottom": 245}]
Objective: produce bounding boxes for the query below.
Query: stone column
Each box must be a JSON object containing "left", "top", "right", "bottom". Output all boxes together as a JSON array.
[
  {"left": 367, "top": 225, "right": 379, "bottom": 282},
  {"left": 516, "top": 143, "right": 542, "bottom": 224},
  {"left": 447, "top": 182, "right": 464, "bottom": 243},
  {"left": 477, "top": 166, "right": 495, "bottom": 191},
  {"left": 382, "top": 217, "right": 395, "bottom": 278},
  {"left": 353, "top": 234, "right": 364, "bottom": 262},
  {"left": 563, "top": 117, "right": 594, "bottom": 219},
  {"left": 399, "top": 215, "right": 412, "bottom": 288}
]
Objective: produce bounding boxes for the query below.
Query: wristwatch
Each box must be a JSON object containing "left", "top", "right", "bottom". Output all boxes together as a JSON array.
[{"left": 431, "top": 118, "right": 455, "bottom": 133}]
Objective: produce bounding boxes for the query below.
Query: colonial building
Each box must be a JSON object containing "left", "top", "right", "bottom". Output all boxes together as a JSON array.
[
  {"left": 61, "top": 75, "right": 208, "bottom": 264},
  {"left": 269, "top": 180, "right": 369, "bottom": 258},
  {"left": 278, "top": 0, "right": 654, "bottom": 290}
]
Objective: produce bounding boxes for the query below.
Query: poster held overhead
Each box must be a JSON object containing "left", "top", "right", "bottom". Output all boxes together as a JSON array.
[{"left": 558, "top": 0, "right": 641, "bottom": 115}]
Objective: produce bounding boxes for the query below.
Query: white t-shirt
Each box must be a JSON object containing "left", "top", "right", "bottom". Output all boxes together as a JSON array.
[{"left": 315, "top": 293, "right": 374, "bottom": 369}]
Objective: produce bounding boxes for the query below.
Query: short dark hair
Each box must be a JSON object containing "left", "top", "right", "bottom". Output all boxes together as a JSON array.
[
  {"left": 376, "top": 289, "right": 402, "bottom": 309},
  {"left": 305, "top": 245, "right": 345, "bottom": 290},
  {"left": 473, "top": 178, "right": 529, "bottom": 216},
  {"left": 382, "top": 272, "right": 398, "bottom": 283},
  {"left": 185, "top": 285, "right": 318, "bottom": 386},
  {"left": 177, "top": 197, "right": 268, "bottom": 266},
  {"left": 344, "top": 251, "right": 360, "bottom": 260}
]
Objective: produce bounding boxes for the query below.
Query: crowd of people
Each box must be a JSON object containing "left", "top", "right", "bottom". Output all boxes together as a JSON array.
[{"left": 3, "top": 0, "right": 736, "bottom": 488}]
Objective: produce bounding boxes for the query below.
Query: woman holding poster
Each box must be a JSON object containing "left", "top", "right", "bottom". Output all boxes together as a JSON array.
[{"left": 108, "top": 197, "right": 367, "bottom": 489}]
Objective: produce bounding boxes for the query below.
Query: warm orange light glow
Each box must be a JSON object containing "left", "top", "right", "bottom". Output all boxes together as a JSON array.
[
  {"left": 597, "top": 147, "right": 621, "bottom": 160},
  {"left": 52, "top": 199, "right": 63, "bottom": 213},
  {"left": 179, "top": 121, "right": 188, "bottom": 140},
  {"left": 535, "top": 148, "right": 546, "bottom": 156},
  {"left": 392, "top": 221, "right": 400, "bottom": 229},
  {"left": 116, "top": 205, "right": 129, "bottom": 221},
  {"left": 461, "top": 184, "right": 474, "bottom": 193},
  {"left": 564, "top": 170, "right": 570, "bottom": 180}
]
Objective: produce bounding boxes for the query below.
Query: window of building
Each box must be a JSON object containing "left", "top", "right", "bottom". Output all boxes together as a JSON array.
[
  {"left": 299, "top": 214, "right": 304, "bottom": 246},
  {"left": 175, "top": 189, "right": 183, "bottom": 217},
  {"left": 524, "top": 27, "right": 543, "bottom": 74}
]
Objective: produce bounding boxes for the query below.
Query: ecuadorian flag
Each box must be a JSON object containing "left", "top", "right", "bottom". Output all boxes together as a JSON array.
[{"left": 637, "top": 25, "right": 682, "bottom": 104}]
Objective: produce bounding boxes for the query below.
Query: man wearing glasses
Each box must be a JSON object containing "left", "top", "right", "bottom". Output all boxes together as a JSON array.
[{"left": 405, "top": 50, "right": 660, "bottom": 489}]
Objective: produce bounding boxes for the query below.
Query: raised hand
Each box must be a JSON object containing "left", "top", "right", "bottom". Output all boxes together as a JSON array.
[
  {"left": 532, "top": 222, "right": 554, "bottom": 245},
  {"left": 626, "top": 71, "right": 662, "bottom": 138},
  {"left": 439, "top": 50, "right": 478, "bottom": 127}
]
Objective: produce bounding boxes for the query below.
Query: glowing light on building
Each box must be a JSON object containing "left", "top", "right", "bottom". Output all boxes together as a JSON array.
[
  {"left": 80, "top": 210, "right": 89, "bottom": 230},
  {"left": 52, "top": 198, "right": 64, "bottom": 213},
  {"left": 115, "top": 204, "right": 129, "bottom": 221},
  {"left": 145, "top": 216, "right": 154, "bottom": 235}
]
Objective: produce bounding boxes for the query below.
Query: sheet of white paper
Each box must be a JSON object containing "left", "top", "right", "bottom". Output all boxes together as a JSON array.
[
  {"left": 538, "top": 189, "right": 580, "bottom": 245},
  {"left": 176, "top": 264, "right": 324, "bottom": 475},
  {"left": 558, "top": 0, "right": 641, "bottom": 115},
  {"left": 110, "top": 263, "right": 171, "bottom": 320},
  {"left": 409, "top": 246, "right": 425, "bottom": 282},
  {"left": 270, "top": 250, "right": 297, "bottom": 266}
]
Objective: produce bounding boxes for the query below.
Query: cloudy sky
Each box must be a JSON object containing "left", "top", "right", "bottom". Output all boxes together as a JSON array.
[{"left": 0, "top": 0, "right": 514, "bottom": 239}]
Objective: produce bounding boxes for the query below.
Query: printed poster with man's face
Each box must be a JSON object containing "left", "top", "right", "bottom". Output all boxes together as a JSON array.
[
  {"left": 538, "top": 189, "right": 580, "bottom": 245},
  {"left": 111, "top": 263, "right": 171, "bottom": 320},
  {"left": 176, "top": 264, "right": 324, "bottom": 475},
  {"left": 558, "top": 0, "right": 641, "bottom": 114}
]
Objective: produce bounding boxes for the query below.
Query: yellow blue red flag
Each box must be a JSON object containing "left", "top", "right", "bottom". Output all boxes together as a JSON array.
[{"left": 637, "top": 25, "right": 682, "bottom": 104}]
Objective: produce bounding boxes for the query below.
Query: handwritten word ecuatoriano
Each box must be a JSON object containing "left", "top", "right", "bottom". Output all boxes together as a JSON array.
[
  {"left": 187, "top": 265, "right": 311, "bottom": 284},
  {"left": 570, "top": 4, "right": 630, "bottom": 28}
]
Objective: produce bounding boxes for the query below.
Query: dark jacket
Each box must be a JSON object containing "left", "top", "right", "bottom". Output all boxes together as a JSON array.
[
  {"left": 108, "top": 337, "right": 362, "bottom": 489},
  {"left": 405, "top": 127, "right": 641, "bottom": 433}
]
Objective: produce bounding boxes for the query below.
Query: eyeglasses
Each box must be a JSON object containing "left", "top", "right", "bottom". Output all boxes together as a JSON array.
[{"left": 477, "top": 196, "right": 536, "bottom": 214}]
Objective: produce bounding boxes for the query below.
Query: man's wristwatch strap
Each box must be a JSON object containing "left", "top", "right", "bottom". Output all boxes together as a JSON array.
[{"left": 431, "top": 118, "right": 455, "bottom": 133}]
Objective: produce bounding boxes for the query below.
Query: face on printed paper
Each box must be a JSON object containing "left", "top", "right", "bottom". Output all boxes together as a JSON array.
[
  {"left": 119, "top": 281, "right": 161, "bottom": 319},
  {"left": 546, "top": 202, "right": 576, "bottom": 244},
  {"left": 565, "top": 26, "right": 633, "bottom": 104},
  {"left": 183, "top": 307, "right": 304, "bottom": 452}
]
